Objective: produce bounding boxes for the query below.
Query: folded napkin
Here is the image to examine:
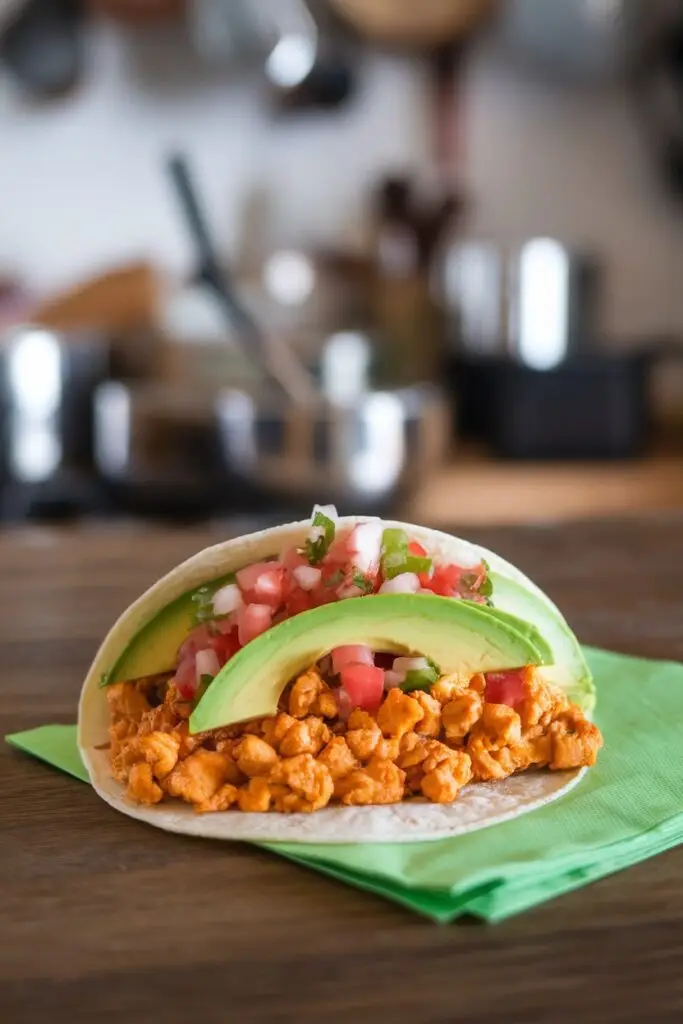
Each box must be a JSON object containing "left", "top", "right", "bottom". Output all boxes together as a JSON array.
[{"left": 7, "top": 647, "right": 683, "bottom": 922}]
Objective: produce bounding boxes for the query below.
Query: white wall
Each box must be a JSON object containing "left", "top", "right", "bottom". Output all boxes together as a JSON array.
[
  {"left": 2, "top": 16, "right": 683, "bottom": 354},
  {"left": 464, "top": 43, "right": 683, "bottom": 344},
  {"left": 0, "top": 20, "right": 427, "bottom": 293}
]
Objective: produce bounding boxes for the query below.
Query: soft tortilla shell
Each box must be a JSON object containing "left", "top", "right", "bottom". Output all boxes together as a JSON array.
[{"left": 78, "top": 517, "right": 585, "bottom": 844}]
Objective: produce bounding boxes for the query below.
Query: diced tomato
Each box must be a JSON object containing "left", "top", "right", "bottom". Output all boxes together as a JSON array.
[
  {"left": 423, "top": 563, "right": 462, "bottom": 597},
  {"left": 485, "top": 669, "right": 526, "bottom": 708},
  {"left": 340, "top": 664, "right": 384, "bottom": 712},
  {"left": 173, "top": 655, "right": 197, "bottom": 699},
  {"left": 209, "top": 628, "right": 241, "bottom": 667},
  {"left": 255, "top": 567, "right": 284, "bottom": 602},
  {"left": 331, "top": 645, "right": 374, "bottom": 674},
  {"left": 280, "top": 546, "right": 307, "bottom": 572},
  {"left": 236, "top": 560, "right": 271, "bottom": 591},
  {"left": 214, "top": 615, "right": 238, "bottom": 634},
  {"left": 310, "top": 582, "right": 338, "bottom": 608},
  {"left": 324, "top": 537, "right": 349, "bottom": 567},
  {"left": 177, "top": 623, "right": 215, "bottom": 662},
  {"left": 409, "top": 540, "right": 428, "bottom": 557},
  {"left": 319, "top": 559, "right": 346, "bottom": 588},
  {"left": 236, "top": 561, "right": 284, "bottom": 605},
  {"left": 237, "top": 603, "right": 273, "bottom": 646},
  {"left": 283, "top": 587, "right": 315, "bottom": 618},
  {"left": 240, "top": 569, "right": 285, "bottom": 610}
]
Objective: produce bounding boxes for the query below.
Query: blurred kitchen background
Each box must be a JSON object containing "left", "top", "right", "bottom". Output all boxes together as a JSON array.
[{"left": 2, "top": 0, "right": 683, "bottom": 529}]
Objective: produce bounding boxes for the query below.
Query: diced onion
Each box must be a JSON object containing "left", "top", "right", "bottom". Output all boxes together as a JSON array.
[
  {"left": 378, "top": 572, "right": 420, "bottom": 595},
  {"left": 212, "top": 583, "right": 243, "bottom": 616},
  {"left": 393, "top": 656, "right": 430, "bottom": 675},
  {"left": 346, "top": 522, "right": 383, "bottom": 573},
  {"left": 195, "top": 648, "right": 220, "bottom": 685},
  {"left": 280, "top": 546, "right": 307, "bottom": 571},
  {"left": 336, "top": 687, "right": 353, "bottom": 722},
  {"left": 311, "top": 503, "right": 338, "bottom": 522},
  {"left": 293, "top": 565, "right": 322, "bottom": 591},
  {"left": 383, "top": 670, "right": 405, "bottom": 690},
  {"left": 308, "top": 504, "right": 337, "bottom": 544}
]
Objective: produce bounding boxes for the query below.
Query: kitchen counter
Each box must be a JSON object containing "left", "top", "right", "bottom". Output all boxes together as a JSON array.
[
  {"left": 406, "top": 451, "right": 683, "bottom": 527},
  {"left": 2, "top": 516, "right": 683, "bottom": 1022}
]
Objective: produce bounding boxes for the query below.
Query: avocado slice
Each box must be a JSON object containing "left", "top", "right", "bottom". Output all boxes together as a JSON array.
[
  {"left": 489, "top": 572, "right": 595, "bottom": 712},
  {"left": 466, "top": 602, "right": 554, "bottom": 664},
  {"left": 190, "top": 593, "right": 550, "bottom": 733},
  {"left": 107, "top": 572, "right": 236, "bottom": 684}
]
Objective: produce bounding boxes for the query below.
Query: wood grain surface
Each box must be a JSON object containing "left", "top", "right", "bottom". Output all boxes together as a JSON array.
[{"left": 2, "top": 515, "right": 683, "bottom": 1023}]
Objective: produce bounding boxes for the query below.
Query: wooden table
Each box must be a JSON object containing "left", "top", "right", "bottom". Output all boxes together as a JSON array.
[{"left": 2, "top": 516, "right": 683, "bottom": 1023}]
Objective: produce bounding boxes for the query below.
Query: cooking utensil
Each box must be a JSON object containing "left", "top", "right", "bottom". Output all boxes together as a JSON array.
[
  {"left": 85, "top": 0, "right": 185, "bottom": 23},
  {"left": 189, "top": 0, "right": 353, "bottom": 111},
  {"left": 507, "top": 238, "right": 603, "bottom": 369},
  {"left": 438, "top": 237, "right": 604, "bottom": 442},
  {"left": 439, "top": 237, "right": 603, "bottom": 364},
  {"left": 0, "top": 0, "right": 83, "bottom": 99},
  {"left": 327, "top": 0, "right": 499, "bottom": 50},
  {"left": 94, "top": 361, "right": 451, "bottom": 517},
  {"left": 166, "top": 152, "right": 316, "bottom": 403},
  {"left": 0, "top": 324, "right": 110, "bottom": 519},
  {"left": 93, "top": 379, "right": 239, "bottom": 522},
  {"left": 188, "top": 0, "right": 275, "bottom": 68},
  {"left": 488, "top": 352, "right": 654, "bottom": 461}
]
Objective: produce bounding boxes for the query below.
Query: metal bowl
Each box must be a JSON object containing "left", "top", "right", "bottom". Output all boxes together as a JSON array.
[
  {"left": 93, "top": 376, "right": 452, "bottom": 518},
  {"left": 216, "top": 382, "right": 451, "bottom": 512}
]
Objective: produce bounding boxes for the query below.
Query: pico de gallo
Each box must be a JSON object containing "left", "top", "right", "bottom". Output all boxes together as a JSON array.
[{"left": 168, "top": 508, "right": 513, "bottom": 715}]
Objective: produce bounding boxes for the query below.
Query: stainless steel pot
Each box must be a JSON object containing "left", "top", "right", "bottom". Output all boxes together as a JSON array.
[
  {"left": 438, "top": 237, "right": 602, "bottom": 368},
  {"left": 93, "top": 377, "right": 451, "bottom": 516},
  {"left": 0, "top": 323, "right": 110, "bottom": 485},
  {"left": 216, "top": 382, "right": 451, "bottom": 511}
]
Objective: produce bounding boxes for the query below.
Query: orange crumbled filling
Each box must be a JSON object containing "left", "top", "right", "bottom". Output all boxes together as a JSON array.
[{"left": 107, "top": 665, "right": 603, "bottom": 814}]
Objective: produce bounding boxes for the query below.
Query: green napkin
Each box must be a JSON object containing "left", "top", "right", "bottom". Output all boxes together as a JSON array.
[{"left": 7, "top": 647, "right": 683, "bottom": 923}]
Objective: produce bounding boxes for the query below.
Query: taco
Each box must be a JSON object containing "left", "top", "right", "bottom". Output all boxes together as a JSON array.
[{"left": 78, "top": 509, "right": 603, "bottom": 844}]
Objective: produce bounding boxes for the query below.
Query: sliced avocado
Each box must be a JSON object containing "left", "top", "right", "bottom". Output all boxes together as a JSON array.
[
  {"left": 464, "top": 601, "right": 554, "bottom": 664},
  {"left": 107, "top": 572, "right": 236, "bottom": 684},
  {"left": 489, "top": 572, "right": 595, "bottom": 712},
  {"left": 190, "top": 593, "right": 550, "bottom": 733}
]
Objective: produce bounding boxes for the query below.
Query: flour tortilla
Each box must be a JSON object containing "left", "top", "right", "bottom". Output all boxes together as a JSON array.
[{"left": 78, "top": 517, "right": 589, "bottom": 844}]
